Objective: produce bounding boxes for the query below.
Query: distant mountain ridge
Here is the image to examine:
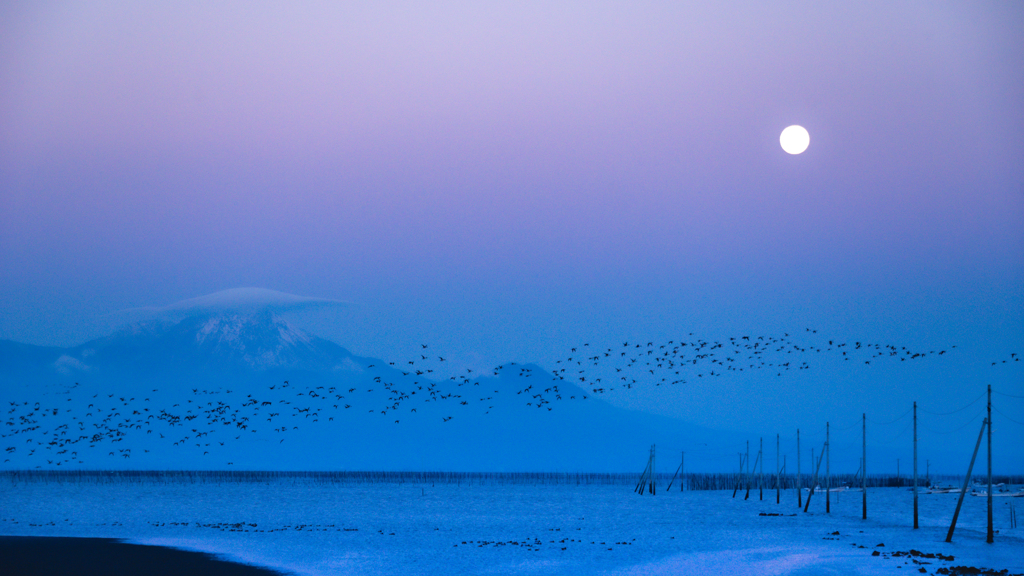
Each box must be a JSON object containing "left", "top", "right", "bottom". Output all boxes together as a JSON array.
[{"left": 2, "top": 309, "right": 749, "bottom": 471}]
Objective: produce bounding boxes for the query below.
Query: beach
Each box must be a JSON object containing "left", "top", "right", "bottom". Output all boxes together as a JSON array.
[{"left": 0, "top": 536, "right": 285, "bottom": 576}]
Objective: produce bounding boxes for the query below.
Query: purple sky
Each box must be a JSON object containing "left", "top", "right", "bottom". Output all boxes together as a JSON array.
[{"left": 1, "top": 2, "right": 1022, "bottom": 454}]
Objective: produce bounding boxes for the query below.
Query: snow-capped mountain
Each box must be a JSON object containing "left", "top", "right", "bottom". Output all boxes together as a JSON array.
[
  {"left": 100, "top": 309, "right": 353, "bottom": 372},
  {"left": 1, "top": 310, "right": 361, "bottom": 392},
  {"left": 189, "top": 311, "right": 327, "bottom": 370}
]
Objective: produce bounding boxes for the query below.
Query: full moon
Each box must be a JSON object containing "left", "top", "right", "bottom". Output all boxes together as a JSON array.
[{"left": 780, "top": 125, "right": 810, "bottom": 154}]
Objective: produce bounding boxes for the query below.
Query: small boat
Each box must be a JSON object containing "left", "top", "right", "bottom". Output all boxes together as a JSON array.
[
  {"left": 803, "top": 486, "right": 850, "bottom": 493},
  {"left": 925, "top": 486, "right": 963, "bottom": 494},
  {"left": 971, "top": 490, "right": 1024, "bottom": 498}
]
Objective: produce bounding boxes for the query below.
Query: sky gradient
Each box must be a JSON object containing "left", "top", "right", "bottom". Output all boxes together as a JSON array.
[{"left": 1, "top": 2, "right": 1022, "bottom": 453}]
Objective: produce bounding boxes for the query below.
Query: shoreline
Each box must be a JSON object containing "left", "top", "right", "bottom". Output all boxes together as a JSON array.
[{"left": 0, "top": 536, "right": 286, "bottom": 576}]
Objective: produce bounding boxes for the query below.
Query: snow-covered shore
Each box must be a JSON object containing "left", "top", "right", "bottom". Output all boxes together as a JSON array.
[{"left": 1, "top": 479, "right": 1020, "bottom": 575}]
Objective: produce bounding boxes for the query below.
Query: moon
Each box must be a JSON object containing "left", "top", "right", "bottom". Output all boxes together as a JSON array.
[{"left": 780, "top": 125, "right": 810, "bottom": 154}]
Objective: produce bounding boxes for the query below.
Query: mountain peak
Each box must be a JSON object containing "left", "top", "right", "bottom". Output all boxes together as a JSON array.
[
  {"left": 188, "top": 310, "right": 316, "bottom": 368},
  {"left": 39, "top": 309, "right": 354, "bottom": 378}
]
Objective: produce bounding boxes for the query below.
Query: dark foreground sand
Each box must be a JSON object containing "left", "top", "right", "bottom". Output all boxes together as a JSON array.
[{"left": 0, "top": 536, "right": 285, "bottom": 576}]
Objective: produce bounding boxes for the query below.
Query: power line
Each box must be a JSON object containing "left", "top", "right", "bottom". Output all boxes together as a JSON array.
[
  {"left": 919, "top": 390, "right": 986, "bottom": 416},
  {"left": 874, "top": 420, "right": 913, "bottom": 445},
  {"left": 993, "top": 389, "right": 1024, "bottom": 400},
  {"left": 867, "top": 406, "right": 912, "bottom": 425},
  {"left": 993, "top": 406, "right": 1024, "bottom": 427},
  {"left": 920, "top": 407, "right": 987, "bottom": 435},
  {"left": 831, "top": 417, "right": 862, "bottom": 431}
]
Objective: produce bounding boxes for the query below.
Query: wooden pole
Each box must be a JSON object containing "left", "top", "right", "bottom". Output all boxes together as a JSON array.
[
  {"left": 914, "top": 401, "right": 919, "bottom": 529},
  {"left": 647, "top": 447, "right": 653, "bottom": 494},
  {"left": 637, "top": 446, "right": 655, "bottom": 495},
  {"left": 635, "top": 460, "right": 648, "bottom": 494},
  {"left": 635, "top": 451, "right": 651, "bottom": 494},
  {"left": 642, "top": 447, "right": 649, "bottom": 494},
  {"left": 745, "top": 441, "right": 751, "bottom": 500},
  {"left": 652, "top": 444, "right": 656, "bottom": 495},
  {"left": 747, "top": 449, "right": 762, "bottom": 501},
  {"left": 759, "top": 437, "right": 764, "bottom": 501},
  {"left": 732, "top": 452, "right": 744, "bottom": 498},
  {"left": 987, "top": 385, "right": 993, "bottom": 543},
  {"left": 862, "top": 413, "right": 867, "bottom": 520},
  {"left": 946, "top": 417, "right": 987, "bottom": 542},
  {"left": 797, "top": 429, "right": 802, "bottom": 508},
  {"left": 804, "top": 442, "right": 826, "bottom": 513},
  {"left": 776, "top": 433, "right": 781, "bottom": 504},
  {"left": 826, "top": 422, "right": 830, "bottom": 514},
  {"left": 665, "top": 461, "right": 681, "bottom": 491}
]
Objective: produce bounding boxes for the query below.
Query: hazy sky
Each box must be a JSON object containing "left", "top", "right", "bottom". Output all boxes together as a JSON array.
[{"left": 1, "top": 2, "right": 1022, "bottom": 447}]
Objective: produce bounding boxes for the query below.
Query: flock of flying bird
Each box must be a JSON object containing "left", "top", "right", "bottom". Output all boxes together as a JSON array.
[
  {"left": 2, "top": 329, "right": 1017, "bottom": 468},
  {"left": 545, "top": 329, "right": 959, "bottom": 393}
]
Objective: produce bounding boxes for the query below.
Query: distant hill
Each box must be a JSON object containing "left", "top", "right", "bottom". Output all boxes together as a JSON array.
[{"left": 0, "top": 310, "right": 740, "bottom": 472}]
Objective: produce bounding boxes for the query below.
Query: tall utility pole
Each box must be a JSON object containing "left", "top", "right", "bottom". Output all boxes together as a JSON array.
[
  {"left": 745, "top": 441, "right": 750, "bottom": 498},
  {"left": 681, "top": 451, "right": 685, "bottom": 491},
  {"left": 797, "top": 429, "right": 802, "bottom": 508},
  {"left": 733, "top": 452, "right": 744, "bottom": 497},
  {"left": 826, "top": 422, "right": 831, "bottom": 514},
  {"left": 862, "top": 413, "right": 867, "bottom": 519},
  {"left": 652, "top": 444, "right": 656, "bottom": 495},
  {"left": 759, "top": 437, "right": 764, "bottom": 501},
  {"left": 987, "top": 385, "right": 993, "bottom": 543},
  {"left": 913, "top": 401, "right": 919, "bottom": 529},
  {"left": 776, "top": 433, "right": 781, "bottom": 504},
  {"left": 947, "top": 418, "right": 987, "bottom": 543}
]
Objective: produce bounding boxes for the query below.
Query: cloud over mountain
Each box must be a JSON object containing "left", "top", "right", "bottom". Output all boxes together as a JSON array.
[{"left": 114, "top": 288, "right": 351, "bottom": 321}]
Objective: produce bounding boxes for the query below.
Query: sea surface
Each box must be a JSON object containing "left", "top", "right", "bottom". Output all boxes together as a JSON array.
[{"left": 1, "top": 478, "right": 1021, "bottom": 575}]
